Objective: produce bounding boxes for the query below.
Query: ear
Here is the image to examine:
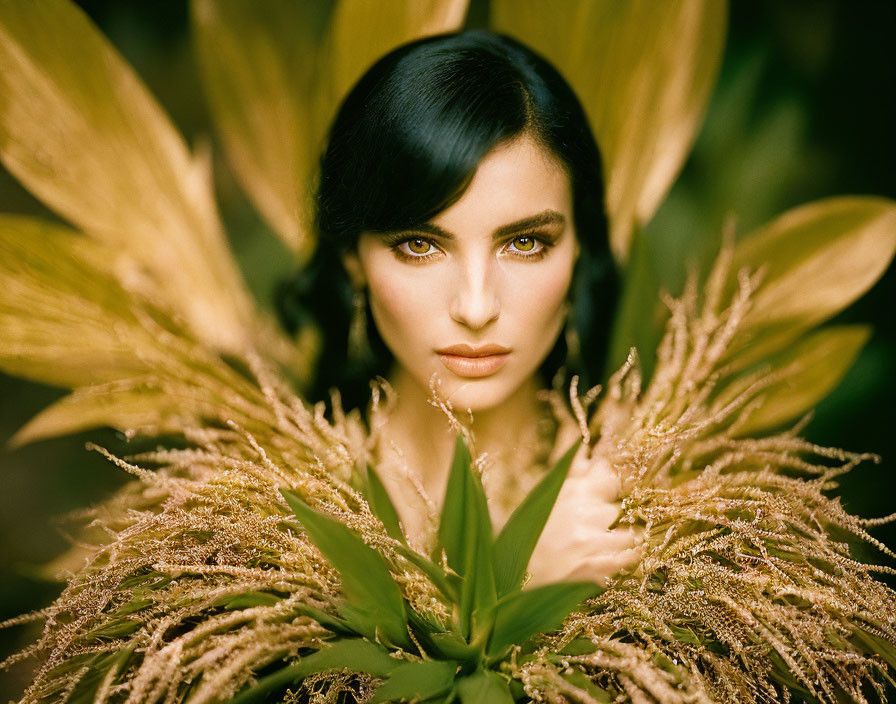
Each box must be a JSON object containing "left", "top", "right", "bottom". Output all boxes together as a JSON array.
[{"left": 341, "top": 250, "right": 366, "bottom": 289}]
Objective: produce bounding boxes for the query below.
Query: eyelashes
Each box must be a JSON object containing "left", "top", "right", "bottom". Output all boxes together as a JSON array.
[
  {"left": 389, "top": 235, "right": 439, "bottom": 261},
  {"left": 383, "top": 232, "right": 554, "bottom": 263}
]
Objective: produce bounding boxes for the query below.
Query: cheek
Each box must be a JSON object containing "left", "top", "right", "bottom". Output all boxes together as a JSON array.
[
  {"left": 503, "top": 254, "right": 574, "bottom": 336},
  {"left": 365, "top": 260, "right": 442, "bottom": 350}
]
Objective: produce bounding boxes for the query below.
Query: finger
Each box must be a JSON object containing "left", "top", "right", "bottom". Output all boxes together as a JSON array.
[
  {"left": 565, "top": 440, "right": 594, "bottom": 479},
  {"left": 547, "top": 415, "right": 586, "bottom": 466},
  {"left": 561, "top": 544, "right": 645, "bottom": 586},
  {"left": 553, "top": 491, "right": 621, "bottom": 528},
  {"left": 566, "top": 455, "right": 622, "bottom": 500}
]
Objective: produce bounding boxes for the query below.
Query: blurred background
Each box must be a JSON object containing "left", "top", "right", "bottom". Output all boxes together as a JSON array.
[{"left": 1, "top": 0, "right": 894, "bottom": 697}]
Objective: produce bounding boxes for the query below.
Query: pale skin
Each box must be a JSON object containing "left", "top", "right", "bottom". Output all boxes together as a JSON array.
[{"left": 343, "top": 132, "right": 642, "bottom": 586}]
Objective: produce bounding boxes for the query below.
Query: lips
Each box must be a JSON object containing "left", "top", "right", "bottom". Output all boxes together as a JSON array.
[
  {"left": 436, "top": 343, "right": 510, "bottom": 357},
  {"left": 436, "top": 343, "right": 511, "bottom": 378}
]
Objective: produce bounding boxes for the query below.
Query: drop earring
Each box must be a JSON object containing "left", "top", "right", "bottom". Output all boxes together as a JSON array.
[
  {"left": 564, "top": 307, "right": 581, "bottom": 368},
  {"left": 348, "top": 287, "right": 371, "bottom": 364}
]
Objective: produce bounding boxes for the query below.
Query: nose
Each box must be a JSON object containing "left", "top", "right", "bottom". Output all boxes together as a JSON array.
[{"left": 449, "top": 255, "right": 500, "bottom": 331}]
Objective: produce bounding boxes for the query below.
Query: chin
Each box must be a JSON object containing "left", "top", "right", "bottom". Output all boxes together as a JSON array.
[{"left": 436, "top": 375, "right": 520, "bottom": 414}]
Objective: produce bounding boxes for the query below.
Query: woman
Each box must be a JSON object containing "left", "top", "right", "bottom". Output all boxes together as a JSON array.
[
  {"left": 282, "top": 29, "right": 641, "bottom": 584},
  {"left": 2, "top": 13, "right": 895, "bottom": 704}
]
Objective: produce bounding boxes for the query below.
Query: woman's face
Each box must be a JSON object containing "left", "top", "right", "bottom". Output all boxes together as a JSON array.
[{"left": 348, "top": 133, "right": 579, "bottom": 412}]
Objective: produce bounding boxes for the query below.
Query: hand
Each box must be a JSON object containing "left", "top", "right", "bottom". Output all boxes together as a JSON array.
[{"left": 526, "top": 442, "right": 643, "bottom": 587}]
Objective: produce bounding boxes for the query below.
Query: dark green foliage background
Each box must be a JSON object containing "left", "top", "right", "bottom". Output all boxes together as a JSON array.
[{"left": 1, "top": 0, "right": 894, "bottom": 698}]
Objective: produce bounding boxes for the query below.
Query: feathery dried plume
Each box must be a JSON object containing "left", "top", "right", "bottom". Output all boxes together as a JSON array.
[
  {"left": 3, "top": 245, "right": 895, "bottom": 703},
  {"left": 528, "top": 248, "right": 896, "bottom": 703}
]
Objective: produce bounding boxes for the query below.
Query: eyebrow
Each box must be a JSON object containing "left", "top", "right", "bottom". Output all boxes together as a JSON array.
[{"left": 403, "top": 209, "right": 566, "bottom": 241}]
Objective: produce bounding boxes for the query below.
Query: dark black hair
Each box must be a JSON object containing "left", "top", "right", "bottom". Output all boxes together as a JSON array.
[{"left": 277, "top": 29, "right": 618, "bottom": 412}]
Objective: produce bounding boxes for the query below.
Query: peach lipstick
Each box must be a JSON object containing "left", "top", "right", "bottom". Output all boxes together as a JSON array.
[{"left": 435, "top": 343, "right": 510, "bottom": 378}]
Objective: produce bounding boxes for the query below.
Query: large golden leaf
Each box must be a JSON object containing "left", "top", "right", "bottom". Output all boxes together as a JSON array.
[
  {"left": 9, "top": 363, "right": 280, "bottom": 448},
  {"left": 491, "top": 0, "right": 726, "bottom": 266},
  {"left": 192, "top": 0, "right": 328, "bottom": 258},
  {"left": 717, "top": 325, "right": 871, "bottom": 437},
  {"left": 324, "top": 0, "right": 470, "bottom": 108},
  {"left": 0, "top": 0, "right": 254, "bottom": 354},
  {"left": 193, "top": 0, "right": 468, "bottom": 259},
  {"left": 11, "top": 381, "right": 210, "bottom": 448},
  {"left": 0, "top": 215, "right": 286, "bottom": 445},
  {"left": 0, "top": 216, "right": 160, "bottom": 388},
  {"left": 723, "top": 196, "right": 896, "bottom": 372}
]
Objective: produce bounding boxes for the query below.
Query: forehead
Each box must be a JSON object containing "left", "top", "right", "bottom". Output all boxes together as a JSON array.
[{"left": 430, "top": 133, "right": 572, "bottom": 234}]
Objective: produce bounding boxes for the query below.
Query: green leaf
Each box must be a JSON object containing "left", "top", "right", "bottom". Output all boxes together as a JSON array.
[
  {"left": 509, "top": 678, "right": 526, "bottom": 700},
  {"left": 66, "top": 646, "right": 136, "bottom": 704},
  {"left": 493, "top": 439, "right": 581, "bottom": 596},
  {"left": 436, "top": 435, "right": 474, "bottom": 572},
  {"left": 435, "top": 435, "right": 497, "bottom": 640},
  {"left": 366, "top": 463, "right": 408, "bottom": 545},
  {"left": 293, "top": 603, "right": 356, "bottom": 636},
  {"left": 766, "top": 652, "right": 820, "bottom": 704},
  {"left": 394, "top": 542, "right": 459, "bottom": 603},
  {"left": 558, "top": 638, "right": 599, "bottom": 656},
  {"left": 461, "top": 453, "right": 498, "bottom": 640},
  {"left": 405, "top": 604, "right": 451, "bottom": 641},
  {"left": 215, "top": 591, "right": 281, "bottom": 610},
  {"left": 605, "top": 225, "right": 665, "bottom": 378},
  {"left": 86, "top": 618, "right": 142, "bottom": 638},
  {"left": 486, "top": 582, "right": 598, "bottom": 658},
  {"left": 230, "top": 639, "right": 398, "bottom": 704},
  {"left": 115, "top": 596, "right": 152, "bottom": 616},
  {"left": 670, "top": 624, "right": 704, "bottom": 647},
  {"left": 280, "top": 489, "right": 409, "bottom": 649},
  {"left": 456, "top": 670, "right": 514, "bottom": 704},
  {"left": 852, "top": 628, "right": 896, "bottom": 670},
  {"left": 428, "top": 695, "right": 457, "bottom": 704},
  {"left": 427, "top": 632, "right": 481, "bottom": 662},
  {"left": 559, "top": 668, "right": 612, "bottom": 702},
  {"left": 371, "top": 660, "right": 458, "bottom": 703}
]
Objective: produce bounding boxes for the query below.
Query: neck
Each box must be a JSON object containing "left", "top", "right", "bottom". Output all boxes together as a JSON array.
[{"left": 372, "top": 365, "right": 545, "bottom": 509}]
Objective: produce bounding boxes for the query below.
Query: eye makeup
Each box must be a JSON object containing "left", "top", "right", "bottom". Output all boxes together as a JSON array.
[
  {"left": 381, "top": 230, "right": 558, "bottom": 263},
  {"left": 381, "top": 232, "right": 442, "bottom": 262},
  {"left": 501, "top": 233, "right": 552, "bottom": 261}
]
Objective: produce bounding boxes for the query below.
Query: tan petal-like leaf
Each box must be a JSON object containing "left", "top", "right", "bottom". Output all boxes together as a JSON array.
[
  {"left": 491, "top": 0, "right": 726, "bottom": 266},
  {"left": 10, "top": 384, "right": 190, "bottom": 448},
  {"left": 0, "top": 216, "right": 158, "bottom": 388},
  {"left": 192, "top": 0, "right": 328, "bottom": 257},
  {"left": 724, "top": 196, "right": 896, "bottom": 371},
  {"left": 192, "top": 0, "right": 468, "bottom": 258},
  {"left": 325, "top": 0, "right": 469, "bottom": 107},
  {"left": 716, "top": 325, "right": 871, "bottom": 437},
  {"left": 9, "top": 368, "right": 274, "bottom": 448},
  {"left": 0, "top": 0, "right": 253, "bottom": 353},
  {"left": 0, "top": 216, "right": 286, "bottom": 443}
]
